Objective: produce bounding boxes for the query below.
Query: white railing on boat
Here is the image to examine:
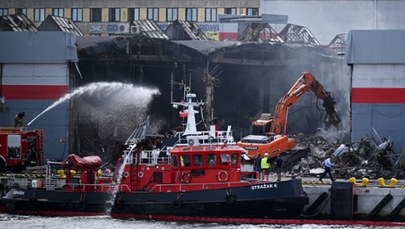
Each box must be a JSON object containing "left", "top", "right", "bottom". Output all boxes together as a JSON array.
[
  {"left": 117, "top": 181, "right": 252, "bottom": 193},
  {"left": 174, "top": 126, "right": 235, "bottom": 147},
  {"left": 148, "top": 181, "right": 252, "bottom": 192},
  {"left": 123, "top": 149, "right": 170, "bottom": 165}
]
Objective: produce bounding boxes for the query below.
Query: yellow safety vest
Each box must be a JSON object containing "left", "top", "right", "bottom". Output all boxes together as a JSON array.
[{"left": 261, "top": 157, "right": 270, "bottom": 169}]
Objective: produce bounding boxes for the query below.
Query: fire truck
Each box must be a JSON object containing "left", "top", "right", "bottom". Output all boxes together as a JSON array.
[{"left": 0, "top": 127, "right": 44, "bottom": 172}]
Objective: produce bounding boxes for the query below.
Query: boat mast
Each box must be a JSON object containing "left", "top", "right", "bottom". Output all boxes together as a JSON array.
[{"left": 172, "top": 87, "right": 204, "bottom": 136}]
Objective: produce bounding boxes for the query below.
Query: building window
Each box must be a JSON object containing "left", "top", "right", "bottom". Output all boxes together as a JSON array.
[
  {"left": 205, "top": 8, "right": 217, "bottom": 22},
  {"left": 52, "top": 8, "right": 64, "bottom": 17},
  {"left": 71, "top": 8, "right": 83, "bottom": 22},
  {"left": 246, "top": 8, "right": 259, "bottom": 16},
  {"left": 15, "top": 8, "right": 27, "bottom": 15},
  {"left": 109, "top": 8, "right": 121, "bottom": 22},
  {"left": 90, "top": 8, "right": 101, "bottom": 22},
  {"left": 128, "top": 8, "right": 140, "bottom": 22},
  {"left": 34, "top": 8, "right": 45, "bottom": 22},
  {"left": 166, "top": 8, "right": 178, "bottom": 22},
  {"left": 147, "top": 8, "right": 159, "bottom": 21},
  {"left": 185, "top": 8, "right": 197, "bottom": 22},
  {"left": 224, "top": 8, "right": 237, "bottom": 15},
  {"left": 0, "top": 8, "right": 9, "bottom": 16}
]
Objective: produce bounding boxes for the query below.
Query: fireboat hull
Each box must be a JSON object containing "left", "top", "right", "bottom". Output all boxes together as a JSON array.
[
  {"left": 2, "top": 188, "right": 113, "bottom": 216},
  {"left": 111, "top": 179, "right": 309, "bottom": 221}
]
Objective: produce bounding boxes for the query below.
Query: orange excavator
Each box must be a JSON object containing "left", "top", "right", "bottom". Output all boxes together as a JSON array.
[{"left": 237, "top": 72, "right": 341, "bottom": 159}]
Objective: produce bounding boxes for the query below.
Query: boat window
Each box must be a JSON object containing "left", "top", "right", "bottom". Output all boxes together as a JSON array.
[
  {"left": 231, "top": 153, "right": 238, "bottom": 165},
  {"left": 180, "top": 155, "right": 191, "bottom": 167},
  {"left": 220, "top": 153, "right": 231, "bottom": 165},
  {"left": 172, "top": 155, "right": 178, "bottom": 168},
  {"left": 193, "top": 154, "right": 203, "bottom": 167},
  {"left": 7, "top": 135, "right": 21, "bottom": 159},
  {"left": 206, "top": 154, "right": 216, "bottom": 166}
]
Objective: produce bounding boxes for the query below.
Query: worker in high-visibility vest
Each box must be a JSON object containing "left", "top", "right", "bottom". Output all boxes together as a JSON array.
[{"left": 260, "top": 152, "right": 271, "bottom": 181}]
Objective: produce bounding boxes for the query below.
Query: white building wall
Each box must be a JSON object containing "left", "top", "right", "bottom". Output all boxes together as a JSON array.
[
  {"left": 3, "top": 64, "right": 68, "bottom": 86},
  {"left": 352, "top": 65, "right": 405, "bottom": 88}
]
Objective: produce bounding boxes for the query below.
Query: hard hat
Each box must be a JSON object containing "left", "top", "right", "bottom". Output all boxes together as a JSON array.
[{"left": 264, "top": 152, "right": 269, "bottom": 156}]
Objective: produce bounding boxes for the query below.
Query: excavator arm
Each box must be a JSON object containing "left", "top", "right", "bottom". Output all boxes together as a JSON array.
[{"left": 270, "top": 72, "right": 341, "bottom": 135}]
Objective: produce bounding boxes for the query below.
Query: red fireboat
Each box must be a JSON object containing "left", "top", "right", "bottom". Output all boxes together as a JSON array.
[{"left": 111, "top": 88, "right": 309, "bottom": 222}]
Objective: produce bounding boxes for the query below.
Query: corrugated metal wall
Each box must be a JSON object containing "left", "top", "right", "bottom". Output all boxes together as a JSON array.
[
  {"left": 346, "top": 30, "right": 405, "bottom": 64},
  {"left": 0, "top": 32, "right": 76, "bottom": 160},
  {"left": 0, "top": 32, "right": 77, "bottom": 63},
  {"left": 347, "top": 30, "right": 405, "bottom": 153}
]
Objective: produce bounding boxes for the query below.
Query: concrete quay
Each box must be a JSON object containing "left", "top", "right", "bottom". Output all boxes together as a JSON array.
[{"left": 298, "top": 176, "right": 405, "bottom": 221}]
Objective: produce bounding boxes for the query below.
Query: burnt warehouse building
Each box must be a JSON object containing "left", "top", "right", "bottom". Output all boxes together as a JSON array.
[{"left": 0, "top": 21, "right": 345, "bottom": 160}]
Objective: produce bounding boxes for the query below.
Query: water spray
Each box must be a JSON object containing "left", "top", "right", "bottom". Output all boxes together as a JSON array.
[{"left": 26, "top": 82, "right": 160, "bottom": 127}]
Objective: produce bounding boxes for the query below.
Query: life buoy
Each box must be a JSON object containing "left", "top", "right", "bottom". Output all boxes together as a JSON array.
[
  {"left": 217, "top": 170, "right": 229, "bottom": 182},
  {"left": 138, "top": 171, "right": 144, "bottom": 178},
  {"left": 180, "top": 171, "right": 191, "bottom": 183}
]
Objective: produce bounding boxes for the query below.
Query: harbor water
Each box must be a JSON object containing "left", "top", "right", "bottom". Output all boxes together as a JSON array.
[{"left": 0, "top": 214, "right": 402, "bottom": 229}]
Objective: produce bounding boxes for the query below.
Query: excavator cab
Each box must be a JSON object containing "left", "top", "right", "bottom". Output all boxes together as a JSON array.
[{"left": 250, "top": 113, "right": 273, "bottom": 135}]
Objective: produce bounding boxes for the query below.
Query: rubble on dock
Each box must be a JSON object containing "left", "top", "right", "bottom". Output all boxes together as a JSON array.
[{"left": 281, "top": 128, "right": 405, "bottom": 179}]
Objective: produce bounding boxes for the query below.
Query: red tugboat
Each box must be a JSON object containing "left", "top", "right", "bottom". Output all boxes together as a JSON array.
[
  {"left": 111, "top": 89, "right": 309, "bottom": 222},
  {"left": 2, "top": 154, "right": 115, "bottom": 216}
]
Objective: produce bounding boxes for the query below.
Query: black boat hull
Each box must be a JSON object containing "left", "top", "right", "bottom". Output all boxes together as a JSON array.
[
  {"left": 2, "top": 188, "right": 113, "bottom": 216},
  {"left": 111, "top": 179, "right": 309, "bottom": 220}
]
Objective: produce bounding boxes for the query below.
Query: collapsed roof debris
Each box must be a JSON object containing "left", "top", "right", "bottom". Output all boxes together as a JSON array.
[{"left": 280, "top": 128, "right": 405, "bottom": 180}]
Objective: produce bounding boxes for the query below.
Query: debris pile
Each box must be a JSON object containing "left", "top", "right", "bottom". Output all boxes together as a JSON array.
[{"left": 281, "top": 129, "right": 405, "bottom": 179}]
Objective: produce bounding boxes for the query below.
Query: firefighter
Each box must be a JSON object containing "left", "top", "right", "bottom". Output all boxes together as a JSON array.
[{"left": 14, "top": 112, "right": 25, "bottom": 127}]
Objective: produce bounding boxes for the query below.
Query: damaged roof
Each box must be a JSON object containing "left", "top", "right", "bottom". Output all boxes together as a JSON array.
[
  {"left": 76, "top": 34, "right": 336, "bottom": 69},
  {"left": 130, "top": 19, "right": 169, "bottom": 40},
  {"left": 0, "top": 14, "right": 37, "bottom": 32},
  {"left": 172, "top": 40, "right": 240, "bottom": 54},
  {"left": 38, "top": 15, "right": 84, "bottom": 36},
  {"left": 329, "top": 33, "right": 346, "bottom": 49},
  {"left": 279, "top": 23, "right": 320, "bottom": 46},
  {"left": 165, "top": 20, "right": 208, "bottom": 41},
  {"left": 238, "top": 23, "right": 283, "bottom": 43}
]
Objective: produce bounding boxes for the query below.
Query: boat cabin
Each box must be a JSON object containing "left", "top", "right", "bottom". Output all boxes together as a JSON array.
[
  {"left": 118, "top": 136, "right": 246, "bottom": 193},
  {"left": 117, "top": 90, "right": 248, "bottom": 193}
]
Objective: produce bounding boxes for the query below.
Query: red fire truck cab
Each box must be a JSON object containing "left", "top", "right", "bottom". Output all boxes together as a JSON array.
[{"left": 0, "top": 127, "right": 43, "bottom": 172}]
